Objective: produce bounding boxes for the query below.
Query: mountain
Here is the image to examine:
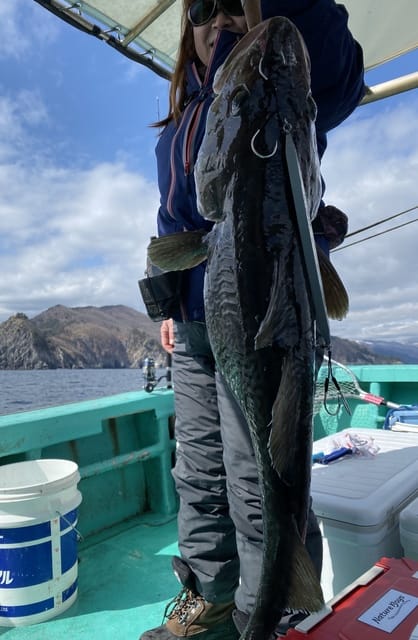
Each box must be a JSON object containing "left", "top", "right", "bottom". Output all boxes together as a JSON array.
[
  {"left": 0, "top": 305, "right": 166, "bottom": 370},
  {"left": 328, "top": 336, "right": 402, "bottom": 365},
  {"left": 360, "top": 339, "right": 418, "bottom": 364},
  {"left": 0, "top": 312, "right": 59, "bottom": 370},
  {"left": 0, "top": 304, "right": 416, "bottom": 369}
]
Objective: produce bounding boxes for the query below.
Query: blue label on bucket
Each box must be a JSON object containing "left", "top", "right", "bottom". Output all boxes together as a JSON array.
[
  {"left": 0, "top": 508, "right": 78, "bottom": 544},
  {"left": 63, "top": 578, "right": 78, "bottom": 602},
  {"left": 0, "top": 521, "right": 51, "bottom": 544},
  {"left": 0, "top": 578, "right": 78, "bottom": 618},
  {"left": 0, "top": 510, "right": 79, "bottom": 589},
  {"left": 0, "top": 596, "right": 55, "bottom": 618},
  {"left": 0, "top": 540, "right": 52, "bottom": 588}
]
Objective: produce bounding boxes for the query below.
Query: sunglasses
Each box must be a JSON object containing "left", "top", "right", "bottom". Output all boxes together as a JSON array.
[{"left": 188, "top": 0, "right": 245, "bottom": 27}]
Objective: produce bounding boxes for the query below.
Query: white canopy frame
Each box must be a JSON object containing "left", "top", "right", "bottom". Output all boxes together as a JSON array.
[{"left": 33, "top": 0, "right": 418, "bottom": 104}]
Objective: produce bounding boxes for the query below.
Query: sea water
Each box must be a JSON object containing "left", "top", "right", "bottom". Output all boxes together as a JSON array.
[{"left": 0, "top": 368, "right": 168, "bottom": 416}]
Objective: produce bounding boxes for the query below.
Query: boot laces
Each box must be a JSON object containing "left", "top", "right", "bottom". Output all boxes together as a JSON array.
[{"left": 162, "top": 587, "right": 205, "bottom": 625}]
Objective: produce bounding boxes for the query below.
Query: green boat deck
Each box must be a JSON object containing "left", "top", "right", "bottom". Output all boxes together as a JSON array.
[
  {"left": 0, "top": 388, "right": 179, "bottom": 637},
  {"left": 0, "top": 365, "right": 417, "bottom": 637},
  {"left": 0, "top": 515, "right": 179, "bottom": 639}
]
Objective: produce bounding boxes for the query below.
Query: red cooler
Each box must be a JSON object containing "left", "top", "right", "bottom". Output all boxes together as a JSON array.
[{"left": 286, "top": 557, "right": 418, "bottom": 639}]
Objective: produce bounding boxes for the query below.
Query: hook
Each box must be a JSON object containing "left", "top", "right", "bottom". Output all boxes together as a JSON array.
[{"left": 250, "top": 129, "right": 278, "bottom": 158}]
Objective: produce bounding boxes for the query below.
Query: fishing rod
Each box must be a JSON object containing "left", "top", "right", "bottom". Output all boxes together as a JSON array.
[{"left": 333, "top": 205, "right": 418, "bottom": 252}]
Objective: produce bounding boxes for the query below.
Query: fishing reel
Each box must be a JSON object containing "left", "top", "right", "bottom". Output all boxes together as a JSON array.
[
  {"left": 142, "top": 355, "right": 173, "bottom": 393},
  {"left": 143, "top": 357, "right": 157, "bottom": 392}
]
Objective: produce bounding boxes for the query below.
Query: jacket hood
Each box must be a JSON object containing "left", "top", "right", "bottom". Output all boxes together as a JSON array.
[{"left": 185, "top": 29, "right": 244, "bottom": 98}]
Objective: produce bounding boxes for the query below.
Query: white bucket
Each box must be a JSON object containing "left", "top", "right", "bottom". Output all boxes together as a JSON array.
[{"left": 0, "top": 459, "right": 82, "bottom": 626}]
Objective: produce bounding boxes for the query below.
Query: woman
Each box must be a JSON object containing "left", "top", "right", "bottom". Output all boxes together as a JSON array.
[{"left": 140, "top": 2, "right": 364, "bottom": 639}]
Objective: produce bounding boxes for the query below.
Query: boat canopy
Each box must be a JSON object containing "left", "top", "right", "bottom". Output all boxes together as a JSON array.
[{"left": 34, "top": 0, "right": 418, "bottom": 103}]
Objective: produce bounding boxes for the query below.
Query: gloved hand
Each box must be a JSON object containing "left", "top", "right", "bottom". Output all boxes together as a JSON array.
[{"left": 313, "top": 204, "right": 349, "bottom": 251}]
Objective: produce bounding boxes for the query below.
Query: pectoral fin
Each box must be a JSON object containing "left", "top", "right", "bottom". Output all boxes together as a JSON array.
[
  {"left": 317, "top": 244, "right": 349, "bottom": 320},
  {"left": 148, "top": 230, "right": 208, "bottom": 271}
]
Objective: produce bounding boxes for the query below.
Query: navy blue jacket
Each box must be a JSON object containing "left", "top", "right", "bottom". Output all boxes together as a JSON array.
[{"left": 155, "top": 0, "right": 365, "bottom": 322}]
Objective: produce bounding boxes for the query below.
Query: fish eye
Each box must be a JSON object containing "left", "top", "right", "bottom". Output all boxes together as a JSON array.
[{"left": 229, "top": 84, "right": 250, "bottom": 116}]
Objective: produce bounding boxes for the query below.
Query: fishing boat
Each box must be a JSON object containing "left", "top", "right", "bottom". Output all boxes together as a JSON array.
[
  {"left": 0, "top": 360, "right": 417, "bottom": 637},
  {"left": 1, "top": 1, "right": 417, "bottom": 637}
]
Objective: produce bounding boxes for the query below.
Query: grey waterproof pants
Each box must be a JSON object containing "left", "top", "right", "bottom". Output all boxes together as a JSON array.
[{"left": 172, "top": 321, "right": 322, "bottom": 615}]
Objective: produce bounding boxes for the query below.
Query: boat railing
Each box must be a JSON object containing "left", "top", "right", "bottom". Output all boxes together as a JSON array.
[{"left": 0, "top": 387, "right": 177, "bottom": 540}]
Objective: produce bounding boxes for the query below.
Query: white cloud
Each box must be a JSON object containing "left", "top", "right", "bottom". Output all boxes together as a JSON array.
[
  {"left": 0, "top": 1, "right": 59, "bottom": 60},
  {"left": 0, "top": 159, "right": 159, "bottom": 321},
  {"left": 323, "top": 96, "right": 418, "bottom": 341},
  {"left": 0, "top": 10, "right": 417, "bottom": 346},
  {"left": 0, "top": 7, "right": 161, "bottom": 324},
  {"left": 0, "top": 91, "right": 48, "bottom": 161},
  {"left": 2, "top": 93, "right": 418, "bottom": 341}
]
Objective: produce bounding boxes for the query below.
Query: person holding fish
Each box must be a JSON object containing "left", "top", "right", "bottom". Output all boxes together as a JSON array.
[{"left": 139, "top": 1, "right": 364, "bottom": 639}]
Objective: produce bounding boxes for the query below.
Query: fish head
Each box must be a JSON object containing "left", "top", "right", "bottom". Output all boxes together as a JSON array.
[{"left": 195, "top": 16, "right": 320, "bottom": 224}]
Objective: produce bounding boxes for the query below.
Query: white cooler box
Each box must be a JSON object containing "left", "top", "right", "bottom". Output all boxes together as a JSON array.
[
  {"left": 400, "top": 495, "right": 418, "bottom": 560},
  {"left": 311, "top": 428, "right": 418, "bottom": 602}
]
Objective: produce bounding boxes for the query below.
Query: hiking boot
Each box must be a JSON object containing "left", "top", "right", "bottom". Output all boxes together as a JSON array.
[
  {"left": 139, "top": 588, "right": 238, "bottom": 639},
  {"left": 139, "top": 556, "right": 238, "bottom": 639}
]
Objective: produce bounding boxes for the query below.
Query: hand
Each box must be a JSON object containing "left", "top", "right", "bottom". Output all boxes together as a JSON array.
[{"left": 161, "top": 319, "right": 175, "bottom": 354}]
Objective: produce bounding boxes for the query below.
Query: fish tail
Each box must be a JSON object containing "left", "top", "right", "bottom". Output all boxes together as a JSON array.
[
  {"left": 287, "top": 522, "right": 325, "bottom": 612},
  {"left": 147, "top": 230, "right": 208, "bottom": 271},
  {"left": 317, "top": 244, "right": 349, "bottom": 320}
]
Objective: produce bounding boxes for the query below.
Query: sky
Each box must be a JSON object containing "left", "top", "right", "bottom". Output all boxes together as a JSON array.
[{"left": 0, "top": 2, "right": 417, "bottom": 343}]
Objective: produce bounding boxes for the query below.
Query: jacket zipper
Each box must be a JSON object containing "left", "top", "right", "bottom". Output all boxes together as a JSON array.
[
  {"left": 166, "top": 101, "right": 195, "bottom": 217},
  {"left": 184, "top": 35, "right": 220, "bottom": 175},
  {"left": 166, "top": 33, "right": 222, "bottom": 320},
  {"left": 168, "top": 33, "right": 223, "bottom": 211},
  {"left": 183, "top": 101, "right": 206, "bottom": 175}
]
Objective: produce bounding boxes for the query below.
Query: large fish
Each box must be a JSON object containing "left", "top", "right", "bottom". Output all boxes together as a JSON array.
[{"left": 148, "top": 17, "right": 348, "bottom": 639}]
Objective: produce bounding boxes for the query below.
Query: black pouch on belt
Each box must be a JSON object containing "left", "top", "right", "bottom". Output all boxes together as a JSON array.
[{"left": 138, "top": 268, "right": 182, "bottom": 322}]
